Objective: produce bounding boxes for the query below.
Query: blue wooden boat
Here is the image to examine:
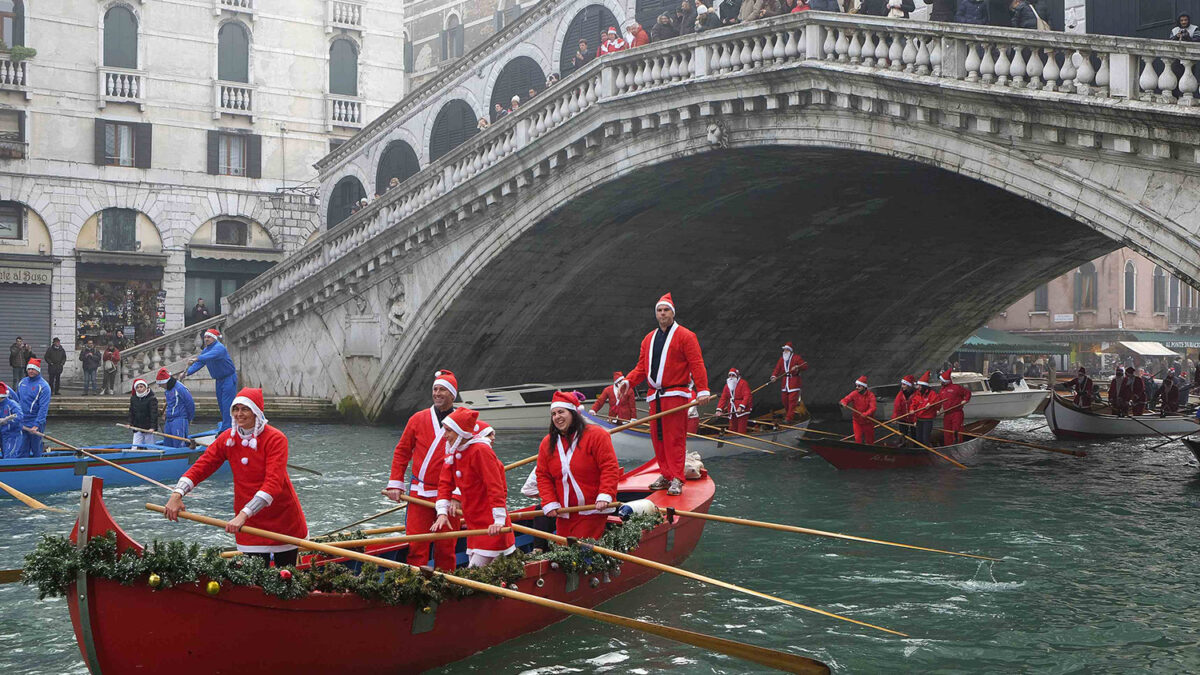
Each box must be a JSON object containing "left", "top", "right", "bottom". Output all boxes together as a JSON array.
[{"left": 0, "top": 430, "right": 223, "bottom": 496}]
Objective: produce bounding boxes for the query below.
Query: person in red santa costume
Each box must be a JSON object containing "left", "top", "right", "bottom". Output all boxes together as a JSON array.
[
  {"left": 163, "top": 388, "right": 307, "bottom": 567},
  {"left": 596, "top": 26, "right": 627, "bottom": 56},
  {"left": 591, "top": 370, "right": 637, "bottom": 422},
  {"left": 840, "top": 375, "right": 878, "bottom": 445},
  {"left": 770, "top": 342, "right": 808, "bottom": 422},
  {"left": 911, "top": 370, "right": 940, "bottom": 446},
  {"left": 381, "top": 369, "right": 462, "bottom": 570},
  {"left": 535, "top": 391, "right": 620, "bottom": 540},
  {"left": 938, "top": 369, "right": 972, "bottom": 444},
  {"left": 431, "top": 408, "right": 515, "bottom": 567},
  {"left": 893, "top": 375, "right": 917, "bottom": 445},
  {"left": 716, "top": 368, "right": 752, "bottom": 433},
  {"left": 617, "top": 292, "right": 710, "bottom": 496}
]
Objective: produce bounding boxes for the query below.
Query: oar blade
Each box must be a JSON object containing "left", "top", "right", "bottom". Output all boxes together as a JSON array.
[
  {"left": 0, "top": 479, "right": 65, "bottom": 513},
  {"left": 0, "top": 568, "right": 23, "bottom": 584},
  {"left": 287, "top": 463, "right": 323, "bottom": 477}
]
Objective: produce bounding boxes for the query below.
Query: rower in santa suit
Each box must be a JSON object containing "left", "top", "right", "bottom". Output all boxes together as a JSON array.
[
  {"left": 840, "top": 375, "right": 877, "bottom": 445},
  {"left": 382, "top": 369, "right": 462, "bottom": 571},
  {"left": 770, "top": 342, "right": 808, "bottom": 423},
  {"left": 535, "top": 391, "right": 620, "bottom": 540},
  {"left": 1066, "top": 367, "right": 1095, "bottom": 407},
  {"left": 591, "top": 371, "right": 637, "bottom": 422},
  {"left": 893, "top": 375, "right": 917, "bottom": 444},
  {"left": 1128, "top": 366, "right": 1148, "bottom": 415},
  {"left": 617, "top": 292, "right": 711, "bottom": 496},
  {"left": 432, "top": 408, "right": 515, "bottom": 568},
  {"left": 938, "top": 369, "right": 971, "bottom": 444},
  {"left": 911, "top": 370, "right": 940, "bottom": 446},
  {"left": 163, "top": 388, "right": 307, "bottom": 567},
  {"left": 1107, "top": 367, "right": 1134, "bottom": 416},
  {"left": 716, "top": 368, "right": 753, "bottom": 434}
]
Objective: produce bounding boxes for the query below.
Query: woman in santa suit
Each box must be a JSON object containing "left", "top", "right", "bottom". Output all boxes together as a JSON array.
[
  {"left": 716, "top": 368, "right": 752, "bottom": 434},
  {"left": 535, "top": 391, "right": 620, "bottom": 541},
  {"left": 163, "top": 388, "right": 307, "bottom": 567},
  {"left": 431, "top": 408, "right": 515, "bottom": 567}
]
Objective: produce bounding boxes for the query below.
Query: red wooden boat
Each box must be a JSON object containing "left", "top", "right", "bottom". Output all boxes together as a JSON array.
[
  {"left": 800, "top": 420, "right": 1000, "bottom": 470},
  {"left": 66, "top": 462, "right": 716, "bottom": 674}
]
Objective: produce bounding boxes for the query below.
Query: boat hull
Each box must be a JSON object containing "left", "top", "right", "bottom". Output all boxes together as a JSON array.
[
  {"left": 582, "top": 410, "right": 808, "bottom": 460},
  {"left": 1045, "top": 395, "right": 1200, "bottom": 439},
  {"left": 801, "top": 421, "right": 998, "bottom": 470},
  {"left": 1183, "top": 438, "right": 1200, "bottom": 463},
  {"left": 844, "top": 390, "right": 1048, "bottom": 422}
]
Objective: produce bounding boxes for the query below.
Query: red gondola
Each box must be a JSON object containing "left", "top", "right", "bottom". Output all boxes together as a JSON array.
[{"left": 800, "top": 420, "right": 1000, "bottom": 470}]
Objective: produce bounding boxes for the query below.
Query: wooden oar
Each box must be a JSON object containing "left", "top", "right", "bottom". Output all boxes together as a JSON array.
[
  {"left": 698, "top": 422, "right": 802, "bottom": 452},
  {"left": 701, "top": 380, "right": 776, "bottom": 424},
  {"left": 1146, "top": 429, "right": 1199, "bottom": 451},
  {"left": 932, "top": 427, "right": 1085, "bottom": 457},
  {"left": 686, "top": 431, "right": 774, "bottom": 454},
  {"left": 840, "top": 406, "right": 968, "bottom": 470},
  {"left": 1126, "top": 413, "right": 1198, "bottom": 444},
  {"left": 0, "top": 478, "right": 65, "bottom": 512},
  {"left": 316, "top": 503, "right": 406, "bottom": 537},
  {"left": 0, "top": 568, "right": 22, "bottom": 584},
  {"left": 221, "top": 526, "right": 505, "bottom": 558},
  {"left": 117, "top": 423, "right": 323, "bottom": 476},
  {"left": 23, "top": 428, "right": 172, "bottom": 490},
  {"left": 146, "top": 502, "right": 830, "bottom": 674},
  {"left": 509, "top": 503, "right": 621, "bottom": 521},
  {"left": 857, "top": 400, "right": 964, "bottom": 443}
]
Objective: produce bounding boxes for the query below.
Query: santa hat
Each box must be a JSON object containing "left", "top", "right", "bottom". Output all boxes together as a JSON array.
[
  {"left": 443, "top": 407, "right": 479, "bottom": 439},
  {"left": 917, "top": 371, "right": 932, "bottom": 387},
  {"left": 854, "top": 375, "right": 869, "bottom": 388},
  {"left": 131, "top": 378, "right": 148, "bottom": 394},
  {"left": 0, "top": 382, "right": 8, "bottom": 398},
  {"left": 939, "top": 369, "right": 953, "bottom": 384},
  {"left": 728, "top": 368, "right": 740, "bottom": 378},
  {"left": 155, "top": 367, "right": 172, "bottom": 385},
  {"left": 1077, "top": 367, "right": 1086, "bottom": 374},
  {"left": 612, "top": 371, "right": 623, "bottom": 381},
  {"left": 225, "top": 387, "right": 267, "bottom": 449},
  {"left": 782, "top": 342, "right": 794, "bottom": 352},
  {"left": 900, "top": 374, "right": 915, "bottom": 387},
  {"left": 696, "top": 4, "right": 708, "bottom": 13},
  {"left": 433, "top": 369, "right": 458, "bottom": 398},
  {"left": 655, "top": 292, "right": 674, "bottom": 312},
  {"left": 474, "top": 420, "right": 495, "bottom": 439},
  {"left": 25, "top": 358, "right": 40, "bottom": 373},
  {"left": 550, "top": 390, "right": 578, "bottom": 413},
  {"left": 607, "top": 26, "right": 618, "bottom": 35},
  {"left": 204, "top": 328, "right": 222, "bottom": 341}
]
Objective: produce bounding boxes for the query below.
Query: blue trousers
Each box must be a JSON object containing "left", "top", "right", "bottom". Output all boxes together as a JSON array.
[
  {"left": 82, "top": 369, "right": 97, "bottom": 395},
  {"left": 215, "top": 376, "right": 238, "bottom": 433},
  {"left": 13, "top": 428, "right": 44, "bottom": 458},
  {"left": 163, "top": 417, "right": 191, "bottom": 448},
  {"left": 0, "top": 431, "right": 20, "bottom": 458}
]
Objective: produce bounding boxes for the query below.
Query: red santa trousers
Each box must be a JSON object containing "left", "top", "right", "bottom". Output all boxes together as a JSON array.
[
  {"left": 729, "top": 415, "right": 748, "bottom": 433},
  {"left": 651, "top": 398, "right": 688, "bottom": 481},
  {"left": 556, "top": 512, "right": 608, "bottom": 540},
  {"left": 852, "top": 418, "right": 875, "bottom": 445},
  {"left": 781, "top": 390, "right": 801, "bottom": 422},
  {"left": 943, "top": 410, "right": 965, "bottom": 445},
  {"left": 404, "top": 501, "right": 459, "bottom": 570}
]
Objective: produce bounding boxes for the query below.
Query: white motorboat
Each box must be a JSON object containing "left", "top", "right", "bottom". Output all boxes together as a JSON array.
[
  {"left": 581, "top": 409, "right": 809, "bottom": 461},
  {"left": 457, "top": 381, "right": 615, "bottom": 430},
  {"left": 841, "top": 372, "right": 1049, "bottom": 421},
  {"left": 1044, "top": 393, "right": 1200, "bottom": 439}
]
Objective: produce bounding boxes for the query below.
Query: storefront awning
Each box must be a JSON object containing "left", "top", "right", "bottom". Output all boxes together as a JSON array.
[
  {"left": 76, "top": 249, "right": 168, "bottom": 267},
  {"left": 1130, "top": 331, "right": 1200, "bottom": 350},
  {"left": 1116, "top": 341, "right": 1180, "bottom": 357},
  {"left": 189, "top": 245, "right": 283, "bottom": 263},
  {"left": 957, "top": 327, "right": 1072, "bottom": 355}
]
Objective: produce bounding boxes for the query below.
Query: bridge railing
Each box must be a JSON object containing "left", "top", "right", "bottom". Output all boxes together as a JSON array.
[
  {"left": 117, "top": 315, "right": 225, "bottom": 394},
  {"left": 225, "top": 12, "right": 1200, "bottom": 324}
]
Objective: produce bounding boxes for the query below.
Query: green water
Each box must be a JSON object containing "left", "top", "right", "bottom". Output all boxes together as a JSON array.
[{"left": 1, "top": 416, "right": 1198, "bottom": 674}]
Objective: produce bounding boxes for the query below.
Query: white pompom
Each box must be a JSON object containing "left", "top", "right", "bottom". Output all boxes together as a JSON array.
[
  {"left": 241, "top": 439, "right": 249, "bottom": 446},
  {"left": 225, "top": 437, "right": 233, "bottom": 447},
  {"left": 249, "top": 438, "right": 257, "bottom": 450}
]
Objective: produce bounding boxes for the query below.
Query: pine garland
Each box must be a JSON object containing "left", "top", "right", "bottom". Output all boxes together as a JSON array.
[{"left": 21, "top": 512, "right": 664, "bottom": 608}]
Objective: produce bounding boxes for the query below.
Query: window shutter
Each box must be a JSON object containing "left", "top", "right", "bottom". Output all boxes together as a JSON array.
[
  {"left": 454, "top": 24, "right": 464, "bottom": 57},
  {"left": 206, "top": 130, "right": 220, "bottom": 175},
  {"left": 134, "top": 122, "right": 152, "bottom": 169},
  {"left": 94, "top": 119, "right": 107, "bottom": 165},
  {"left": 440, "top": 30, "right": 448, "bottom": 61},
  {"left": 403, "top": 39, "right": 414, "bottom": 71},
  {"left": 495, "top": 10, "right": 503, "bottom": 31},
  {"left": 17, "top": 111, "right": 26, "bottom": 143},
  {"left": 246, "top": 134, "right": 262, "bottom": 179}
]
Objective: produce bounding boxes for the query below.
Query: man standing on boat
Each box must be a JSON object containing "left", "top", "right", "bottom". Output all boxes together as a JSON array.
[
  {"left": 716, "top": 368, "right": 753, "bottom": 433},
  {"left": 894, "top": 375, "right": 917, "bottom": 444},
  {"left": 1129, "top": 366, "right": 1149, "bottom": 415},
  {"left": 1066, "top": 367, "right": 1095, "bottom": 408},
  {"left": 384, "top": 370, "right": 461, "bottom": 570},
  {"left": 911, "top": 371, "right": 940, "bottom": 446},
  {"left": 0, "top": 382, "right": 22, "bottom": 458},
  {"left": 185, "top": 327, "right": 238, "bottom": 433},
  {"left": 617, "top": 292, "right": 710, "bottom": 496},
  {"left": 771, "top": 342, "right": 808, "bottom": 423},
  {"left": 157, "top": 368, "right": 195, "bottom": 448},
  {"left": 1107, "top": 367, "right": 1134, "bottom": 416},
  {"left": 16, "top": 358, "right": 50, "bottom": 458},
  {"left": 939, "top": 369, "right": 972, "bottom": 444},
  {"left": 1152, "top": 371, "right": 1181, "bottom": 415},
  {"left": 591, "top": 370, "right": 636, "bottom": 422},
  {"left": 840, "top": 375, "right": 877, "bottom": 445}
]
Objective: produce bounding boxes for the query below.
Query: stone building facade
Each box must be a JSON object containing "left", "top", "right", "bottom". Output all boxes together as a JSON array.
[{"left": 0, "top": 0, "right": 405, "bottom": 379}]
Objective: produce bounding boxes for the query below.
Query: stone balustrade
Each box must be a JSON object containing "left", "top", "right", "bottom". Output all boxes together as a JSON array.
[
  {"left": 99, "top": 67, "right": 145, "bottom": 109},
  {"left": 117, "top": 315, "right": 225, "bottom": 393},
  {"left": 327, "top": 94, "right": 363, "bottom": 128},
  {"left": 215, "top": 81, "right": 255, "bottom": 118},
  {"left": 216, "top": 0, "right": 253, "bottom": 14},
  {"left": 0, "top": 55, "right": 28, "bottom": 93},
  {"left": 328, "top": 0, "right": 364, "bottom": 30}
]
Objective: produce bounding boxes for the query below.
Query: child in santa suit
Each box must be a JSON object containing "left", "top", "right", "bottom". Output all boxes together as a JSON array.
[
  {"left": 163, "top": 387, "right": 308, "bottom": 567},
  {"left": 432, "top": 408, "right": 515, "bottom": 567},
  {"left": 535, "top": 391, "right": 620, "bottom": 540},
  {"left": 716, "top": 368, "right": 753, "bottom": 433}
]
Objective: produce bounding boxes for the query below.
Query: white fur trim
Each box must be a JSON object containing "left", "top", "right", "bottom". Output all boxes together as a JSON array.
[
  {"left": 597, "top": 493, "right": 613, "bottom": 504},
  {"left": 386, "top": 479, "right": 405, "bottom": 490},
  {"left": 231, "top": 395, "right": 265, "bottom": 423},
  {"left": 466, "top": 544, "right": 516, "bottom": 558},
  {"left": 655, "top": 300, "right": 674, "bottom": 311},
  {"left": 542, "top": 501, "right": 562, "bottom": 515},
  {"left": 696, "top": 390, "right": 710, "bottom": 399},
  {"left": 433, "top": 378, "right": 457, "bottom": 397},
  {"left": 172, "top": 476, "right": 195, "bottom": 496},
  {"left": 855, "top": 379, "right": 868, "bottom": 388},
  {"left": 236, "top": 543, "right": 299, "bottom": 554},
  {"left": 782, "top": 345, "right": 793, "bottom": 351},
  {"left": 491, "top": 507, "right": 507, "bottom": 527},
  {"left": 253, "top": 490, "right": 273, "bottom": 506},
  {"left": 435, "top": 499, "right": 450, "bottom": 516},
  {"left": 550, "top": 401, "right": 576, "bottom": 412},
  {"left": 204, "top": 329, "right": 221, "bottom": 341},
  {"left": 442, "top": 416, "right": 469, "bottom": 439},
  {"left": 26, "top": 362, "right": 40, "bottom": 372}
]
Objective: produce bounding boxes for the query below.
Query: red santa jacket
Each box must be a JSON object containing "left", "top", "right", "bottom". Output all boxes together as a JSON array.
[
  {"left": 597, "top": 37, "right": 627, "bottom": 56},
  {"left": 621, "top": 322, "right": 710, "bottom": 402},
  {"left": 181, "top": 425, "right": 307, "bottom": 552},
  {"left": 893, "top": 390, "right": 914, "bottom": 423},
  {"left": 840, "top": 389, "right": 877, "bottom": 420},
  {"left": 939, "top": 383, "right": 972, "bottom": 417},
  {"left": 772, "top": 353, "right": 808, "bottom": 392},
  {"left": 536, "top": 424, "right": 620, "bottom": 518},
  {"left": 591, "top": 384, "right": 636, "bottom": 421},
  {"left": 388, "top": 406, "right": 451, "bottom": 497},
  {"left": 912, "top": 389, "right": 941, "bottom": 420},
  {"left": 717, "top": 378, "right": 753, "bottom": 418},
  {"left": 436, "top": 435, "right": 514, "bottom": 556}
]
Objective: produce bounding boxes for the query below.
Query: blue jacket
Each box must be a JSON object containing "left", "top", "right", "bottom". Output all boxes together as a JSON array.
[
  {"left": 954, "top": 0, "right": 989, "bottom": 24},
  {"left": 186, "top": 340, "right": 236, "bottom": 381},
  {"left": 18, "top": 374, "right": 50, "bottom": 428},
  {"left": 1010, "top": 2, "right": 1037, "bottom": 29},
  {"left": 0, "top": 396, "right": 21, "bottom": 434},
  {"left": 164, "top": 380, "right": 196, "bottom": 422}
]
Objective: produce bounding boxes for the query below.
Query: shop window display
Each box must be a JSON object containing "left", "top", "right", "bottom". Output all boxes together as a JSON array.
[{"left": 76, "top": 279, "right": 163, "bottom": 348}]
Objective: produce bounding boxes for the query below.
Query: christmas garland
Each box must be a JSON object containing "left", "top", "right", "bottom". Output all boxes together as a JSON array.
[{"left": 22, "top": 512, "right": 663, "bottom": 608}]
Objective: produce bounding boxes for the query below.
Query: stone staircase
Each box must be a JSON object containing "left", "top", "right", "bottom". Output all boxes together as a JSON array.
[{"left": 49, "top": 395, "right": 341, "bottom": 421}]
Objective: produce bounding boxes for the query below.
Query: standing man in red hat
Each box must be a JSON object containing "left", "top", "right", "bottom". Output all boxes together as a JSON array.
[
  {"left": 16, "top": 357, "right": 50, "bottom": 457},
  {"left": 591, "top": 371, "right": 636, "bottom": 422},
  {"left": 911, "top": 370, "right": 940, "bottom": 445},
  {"left": 894, "top": 375, "right": 917, "bottom": 443},
  {"left": 185, "top": 327, "right": 238, "bottom": 433},
  {"left": 938, "top": 369, "right": 972, "bottom": 444},
  {"left": 1065, "top": 367, "right": 1095, "bottom": 408},
  {"left": 383, "top": 369, "right": 461, "bottom": 571},
  {"left": 771, "top": 342, "right": 808, "bottom": 423},
  {"left": 716, "top": 368, "right": 753, "bottom": 433},
  {"left": 840, "top": 375, "right": 877, "bottom": 444},
  {"left": 618, "top": 292, "right": 710, "bottom": 496}
]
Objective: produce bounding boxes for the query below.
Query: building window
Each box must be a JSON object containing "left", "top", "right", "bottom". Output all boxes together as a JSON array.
[
  {"left": 1074, "top": 262, "right": 1097, "bottom": 311},
  {"left": 206, "top": 130, "right": 260, "bottom": 178},
  {"left": 217, "top": 22, "right": 250, "bottom": 83},
  {"left": 95, "top": 119, "right": 150, "bottom": 168},
  {"left": 219, "top": 134, "right": 246, "bottom": 176},
  {"left": 402, "top": 33, "right": 413, "bottom": 72},
  {"left": 1153, "top": 266, "right": 1167, "bottom": 313},
  {"left": 441, "top": 14, "right": 464, "bottom": 61},
  {"left": 100, "top": 207, "right": 138, "bottom": 251},
  {"left": 1033, "top": 284, "right": 1048, "bottom": 312},
  {"left": 1123, "top": 261, "right": 1136, "bottom": 311},
  {"left": 495, "top": 2, "right": 521, "bottom": 30},
  {"left": 0, "top": 1, "right": 25, "bottom": 47},
  {"left": 104, "top": 121, "right": 135, "bottom": 166},
  {"left": 0, "top": 200, "right": 21, "bottom": 240},
  {"left": 103, "top": 6, "right": 138, "bottom": 69},
  {"left": 215, "top": 219, "right": 248, "bottom": 246},
  {"left": 329, "top": 39, "right": 358, "bottom": 96}
]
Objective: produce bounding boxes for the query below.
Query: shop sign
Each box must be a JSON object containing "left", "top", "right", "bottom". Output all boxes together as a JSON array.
[
  {"left": 1053, "top": 313, "right": 1074, "bottom": 323},
  {"left": 0, "top": 265, "right": 51, "bottom": 285}
]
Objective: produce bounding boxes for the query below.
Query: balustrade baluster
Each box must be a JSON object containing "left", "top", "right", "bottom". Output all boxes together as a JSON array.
[
  {"left": 834, "top": 30, "right": 849, "bottom": 62},
  {"left": 1074, "top": 50, "right": 1094, "bottom": 94},
  {"left": 1058, "top": 50, "right": 1077, "bottom": 92},
  {"left": 784, "top": 29, "right": 800, "bottom": 60},
  {"left": 1157, "top": 57, "right": 1180, "bottom": 103},
  {"left": 860, "top": 32, "right": 874, "bottom": 67},
  {"left": 916, "top": 38, "right": 931, "bottom": 75},
  {"left": 823, "top": 27, "right": 836, "bottom": 61},
  {"left": 980, "top": 43, "right": 996, "bottom": 83},
  {"left": 650, "top": 57, "right": 663, "bottom": 86},
  {"left": 1010, "top": 47, "right": 1026, "bottom": 86},
  {"left": 848, "top": 31, "right": 862, "bottom": 64},
  {"left": 1180, "top": 60, "right": 1198, "bottom": 105},
  {"left": 773, "top": 31, "right": 786, "bottom": 62},
  {"left": 930, "top": 37, "right": 943, "bottom": 76},
  {"left": 1095, "top": 54, "right": 1110, "bottom": 96},
  {"left": 751, "top": 35, "right": 765, "bottom": 65},
  {"left": 887, "top": 34, "right": 903, "bottom": 71},
  {"left": 875, "top": 32, "right": 889, "bottom": 67},
  {"left": 1025, "top": 47, "right": 1043, "bottom": 89},
  {"left": 995, "top": 46, "right": 1011, "bottom": 85},
  {"left": 741, "top": 38, "right": 754, "bottom": 69},
  {"left": 1041, "top": 49, "right": 1059, "bottom": 91},
  {"left": 902, "top": 36, "right": 917, "bottom": 72},
  {"left": 1138, "top": 56, "right": 1158, "bottom": 101},
  {"left": 964, "top": 42, "right": 981, "bottom": 82}
]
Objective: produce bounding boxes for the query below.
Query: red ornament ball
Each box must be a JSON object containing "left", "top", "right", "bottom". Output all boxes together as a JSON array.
[{"left": 279, "top": 569, "right": 293, "bottom": 581}]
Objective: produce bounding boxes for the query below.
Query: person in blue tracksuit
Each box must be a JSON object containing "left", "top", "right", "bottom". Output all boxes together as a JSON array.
[
  {"left": 185, "top": 327, "right": 237, "bottom": 433},
  {"left": 156, "top": 367, "right": 195, "bottom": 447},
  {"left": 16, "top": 358, "right": 51, "bottom": 457},
  {"left": 0, "top": 381, "right": 23, "bottom": 458}
]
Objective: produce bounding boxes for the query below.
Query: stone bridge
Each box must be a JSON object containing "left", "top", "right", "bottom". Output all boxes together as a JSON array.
[{"left": 222, "top": 7, "right": 1200, "bottom": 420}]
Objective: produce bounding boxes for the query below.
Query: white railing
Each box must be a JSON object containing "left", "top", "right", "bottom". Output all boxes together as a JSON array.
[
  {"left": 218, "top": 0, "right": 253, "bottom": 11},
  {"left": 98, "top": 67, "right": 145, "bottom": 107},
  {"left": 327, "top": 0, "right": 364, "bottom": 30},
  {"left": 327, "top": 94, "right": 364, "bottom": 128},
  {"left": 215, "top": 81, "right": 255, "bottom": 117},
  {"left": 117, "top": 315, "right": 226, "bottom": 393},
  {"left": 0, "top": 55, "right": 28, "bottom": 91}
]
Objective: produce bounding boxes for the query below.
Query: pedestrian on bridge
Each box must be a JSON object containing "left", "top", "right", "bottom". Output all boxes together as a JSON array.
[{"left": 186, "top": 327, "right": 238, "bottom": 433}]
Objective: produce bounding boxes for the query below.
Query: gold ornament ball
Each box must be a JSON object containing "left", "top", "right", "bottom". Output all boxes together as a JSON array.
[
  {"left": 206, "top": 580, "right": 221, "bottom": 596},
  {"left": 148, "top": 573, "right": 162, "bottom": 588},
  {"left": 421, "top": 605, "right": 432, "bottom": 614}
]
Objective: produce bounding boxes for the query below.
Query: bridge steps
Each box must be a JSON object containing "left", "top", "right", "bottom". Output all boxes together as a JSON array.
[{"left": 47, "top": 396, "right": 342, "bottom": 421}]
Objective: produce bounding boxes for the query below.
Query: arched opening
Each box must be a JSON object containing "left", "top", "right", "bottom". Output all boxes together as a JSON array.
[
  {"left": 429, "top": 99, "right": 477, "bottom": 162},
  {"left": 490, "top": 56, "right": 546, "bottom": 121},
  {"left": 217, "top": 22, "right": 250, "bottom": 83},
  {"left": 1153, "top": 266, "right": 1167, "bottom": 314},
  {"left": 103, "top": 5, "right": 139, "bottom": 69},
  {"left": 1123, "top": 260, "right": 1136, "bottom": 312},
  {"left": 75, "top": 207, "right": 165, "bottom": 346},
  {"left": 329, "top": 38, "right": 359, "bottom": 96},
  {"left": 376, "top": 140, "right": 420, "bottom": 195},
  {"left": 560, "top": 4, "right": 619, "bottom": 77},
  {"left": 1075, "top": 262, "right": 1098, "bottom": 311},
  {"left": 1, "top": 1, "right": 25, "bottom": 47},
  {"left": 327, "top": 175, "right": 366, "bottom": 228},
  {"left": 442, "top": 14, "right": 464, "bottom": 61},
  {"left": 186, "top": 217, "right": 281, "bottom": 323},
  {"left": 0, "top": 199, "right": 51, "bottom": 355},
  {"left": 495, "top": 1, "right": 523, "bottom": 30}
]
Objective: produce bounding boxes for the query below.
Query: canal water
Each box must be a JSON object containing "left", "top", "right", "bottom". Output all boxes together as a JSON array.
[{"left": 2, "top": 415, "right": 1199, "bottom": 674}]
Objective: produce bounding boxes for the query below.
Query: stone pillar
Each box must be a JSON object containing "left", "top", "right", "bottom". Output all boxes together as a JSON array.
[
  {"left": 163, "top": 248, "right": 187, "bottom": 334},
  {"left": 268, "top": 192, "right": 320, "bottom": 252},
  {"left": 1108, "top": 53, "right": 1138, "bottom": 99},
  {"left": 53, "top": 256, "right": 77, "bottom": 378}
]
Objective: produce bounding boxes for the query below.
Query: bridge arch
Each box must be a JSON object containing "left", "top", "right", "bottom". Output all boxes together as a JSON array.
[
  {"left": 428, "top": 98, "right": 480, "bottom": 162},
  {"left": 375, "top": 140, "right": 420, "bottom": 195},
  {"left": 556, "top": 3, "right": 622, "bottom": 77},
  {"left": 326, "top": 175, "right": 365, "bottom": 228},
  {"left": 488, "top": 55, "right": 547, "bottom": 121}
]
